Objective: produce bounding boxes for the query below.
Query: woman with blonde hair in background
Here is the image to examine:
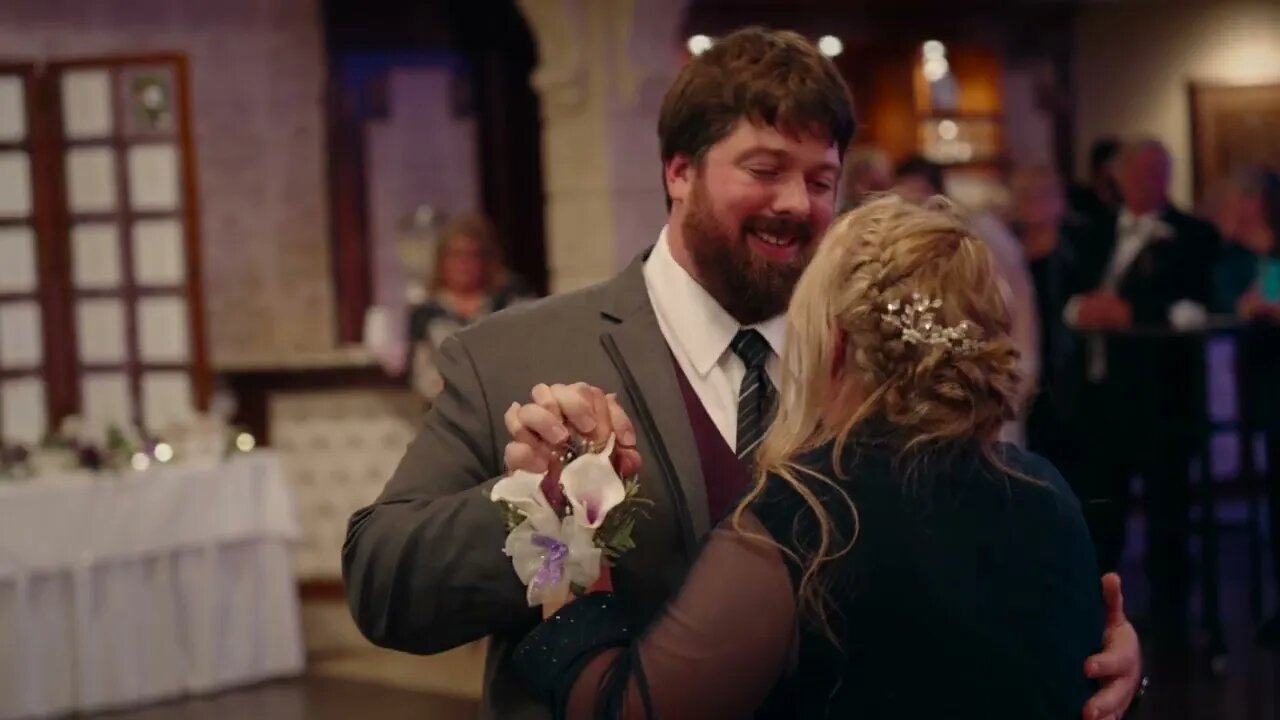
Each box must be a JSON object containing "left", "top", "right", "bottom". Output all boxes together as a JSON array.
[
  {"left": 514, "top": 196, "right": 1106, "bottom": 718},
  {"left": 405, "top": 211, "right": 531, "bottom": 400}
]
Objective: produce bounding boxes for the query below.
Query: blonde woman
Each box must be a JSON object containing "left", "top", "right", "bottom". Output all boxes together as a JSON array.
[
  {"left": 405, "top": 211, "right": 531, "bottom": 400},
  {"left": 514, "top": 196, "right": 1107, "bottom": 718}
]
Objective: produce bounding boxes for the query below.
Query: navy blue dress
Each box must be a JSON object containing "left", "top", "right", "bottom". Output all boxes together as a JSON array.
[{"left": 515, "top": 436, "right": 1105, "bottom": 719}]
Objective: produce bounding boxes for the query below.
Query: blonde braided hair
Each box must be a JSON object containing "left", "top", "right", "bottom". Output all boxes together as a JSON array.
[{"left": 733, "top": 194, "right": 1024, "bottom": 641}]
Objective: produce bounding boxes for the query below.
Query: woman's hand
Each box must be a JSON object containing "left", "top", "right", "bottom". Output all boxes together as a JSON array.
[
  {"left": 1238, "top": 287, "right": 1262, "bottom": 319},
  {"left": 1237, "top": 286, "right": 1280, "bottom": 322},
  {"left": 542, "top": 563, "right": 615, "bottom": 620}
]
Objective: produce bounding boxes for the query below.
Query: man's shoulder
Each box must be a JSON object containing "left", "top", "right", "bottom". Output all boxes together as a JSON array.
[
  {"left": 1163, "top": 206, "right": 1217, "bottom": 237},
  {"left": 452, "top": 273, "right": 630, "bottom": 351}
]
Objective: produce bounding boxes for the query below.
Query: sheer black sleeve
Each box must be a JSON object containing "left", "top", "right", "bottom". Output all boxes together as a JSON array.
[{"left": 514, "top": 512, "right": 796, "bottom": 719}]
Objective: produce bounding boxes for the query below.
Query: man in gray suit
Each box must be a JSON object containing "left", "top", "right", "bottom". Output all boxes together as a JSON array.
[{"left": 343, "top": 27, "right": 1143, "bottom": 720}]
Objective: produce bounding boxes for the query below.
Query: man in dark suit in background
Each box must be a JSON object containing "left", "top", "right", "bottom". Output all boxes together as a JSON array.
[
  {"left": 1064, "top": 138, "right": 1221, "bottom": 640},
  {"left": 1069, "top": 137, "right": 1123, "bottom": 229}
]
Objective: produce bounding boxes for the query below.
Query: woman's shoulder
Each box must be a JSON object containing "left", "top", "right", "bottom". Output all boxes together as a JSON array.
[
  {"left": 753, "top": 441, "right": 1084, "bottom": 526},
  {"left": 987, "top": 443, "right": 1083, "bottom": 513},
  {"left": 986, "top": 444, "right": 1098, "bottom": 557},
  {"left": 408, "top": 297, "right": 449, "bottom": 322},
  {"left": 1215, "top": 244, "right": 1259, "bottom": 273}
]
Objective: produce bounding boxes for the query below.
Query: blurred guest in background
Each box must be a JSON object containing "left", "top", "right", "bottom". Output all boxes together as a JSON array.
[
  {"left": 893, "top": 155, "right": 1040, "bottom": 443},
  {"left": 1068, "top": 137, "right": 1122, "bottom": 227},
  {"left": 1211, "top": 165, "right": 1280, "bottom": 646},
  {"left": 837, "top": 144, "right": 893, "bottom": 212},
  {"left": 1064, "top": 138, "right": 1220, "bottom": 638},
  {"left": 406, "top": 211, "right": 531, "bottom": 401},
  {"left": 1009, "top": 166, "right": 1085, "bottom": 467}
]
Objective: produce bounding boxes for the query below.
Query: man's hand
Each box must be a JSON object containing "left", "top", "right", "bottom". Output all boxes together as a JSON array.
[
  {"left": 502, "top": 382, "right": 642, "bottom": 478},
  {"left": 1082, "top": 573, "right": 1143, "bottom": 720},
  {"left": 1075, "top": 291, "right": 1133, "bottom": 330}
]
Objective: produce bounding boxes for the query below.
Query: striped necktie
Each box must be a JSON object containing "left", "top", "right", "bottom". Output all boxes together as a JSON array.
[{"left": 730, "top": 329, "right": 775, "bottom": 462}]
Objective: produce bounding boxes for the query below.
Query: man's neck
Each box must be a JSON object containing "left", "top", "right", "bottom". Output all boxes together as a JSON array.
[{"left": 664, "top": 217, "right": 702, "bottom": 283}]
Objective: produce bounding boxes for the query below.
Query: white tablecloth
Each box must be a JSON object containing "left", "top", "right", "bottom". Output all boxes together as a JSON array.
[{"left": 0, "top": 451, "right": 305, "bottom": 719}]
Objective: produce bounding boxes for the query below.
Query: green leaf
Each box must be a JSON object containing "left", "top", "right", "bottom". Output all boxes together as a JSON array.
[{"left": 497, "top": 499, "right": 527, "bottom": 533}]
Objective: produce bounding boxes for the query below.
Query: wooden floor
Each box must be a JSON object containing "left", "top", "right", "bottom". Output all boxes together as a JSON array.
[
  {"left": 92, "top": 676, "right": 480, "bottom": 720},
  {"left": 90, "top": 501, "right": 1280, "bottom": 719},
  {"left": 1125, "top": 500, "right": 1280, "bottom": 720}
]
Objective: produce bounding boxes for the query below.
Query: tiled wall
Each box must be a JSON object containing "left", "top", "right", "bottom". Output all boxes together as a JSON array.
[
  {"left": 269, "top": 388, "right": 419, "bottom": 580},
  {"left": 0, "top": 0, "right": 335, "bottom": 366}
]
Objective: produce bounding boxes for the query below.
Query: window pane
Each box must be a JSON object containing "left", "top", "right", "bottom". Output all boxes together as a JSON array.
[
  {"left": 71, "top": 222, "right": 122, "bottom": 289},
  {"left": 82, "top": 372, "right": 132, "bottom": 430},
  {"left": 133, "top": 219, "right": 185, "bottom": 286},
  {"left": 62, "top": 70, "right": 114, "bottom": 140},
  {"left": 76, "top": 299, "right": 127, "bottom": 364},
  {"left": 0, "top": 301, "right": 42, "bottom": 368},
  {"left": 127, "top": 144, "right": 180, "bottom": 212},
  {"left": 1, "top": 377, "right": 46, "bottom": 446},
  {"left": 137, "top": 296, "right": 189, "bottom": 363},
  {"left": 0, "top": 76, "right": 26, "bottom": 143},
  {"left": 0, "top": 151, "right": 32, "bottom": 218},
  {"left": 142, "top": 371, "right": 192, "bottom": 433},
  {"left": 66, "top": 147, "right": 118, "bottom": 213},
  {"left": 0, "top": 226, "right": 37, "bottom": 293}
]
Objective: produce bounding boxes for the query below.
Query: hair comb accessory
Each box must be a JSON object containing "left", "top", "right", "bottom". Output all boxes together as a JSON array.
[{"left": 882, "top": 293, "right": 980, "bottom": 356}]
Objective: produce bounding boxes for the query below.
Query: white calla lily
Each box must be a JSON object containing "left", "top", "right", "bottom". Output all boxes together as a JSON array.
[
  {"left": 504, "top": 514, "right": 601, "bottom": 606},
  {"left": 560, "top": 434, "right": 626, "bottom": 529},
  {"left": 490, "top": 469, "right": 559, "bottom": 535}
]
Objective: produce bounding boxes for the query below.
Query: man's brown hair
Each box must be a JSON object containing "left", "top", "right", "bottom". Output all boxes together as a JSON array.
[{"left": 658, "top": 27, "right": 857, "bottom": 207}]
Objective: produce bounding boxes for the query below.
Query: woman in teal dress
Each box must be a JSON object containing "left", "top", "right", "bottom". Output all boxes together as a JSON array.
[{"left": 1212, "top": 166, "right": 1280, "bottom": 645}]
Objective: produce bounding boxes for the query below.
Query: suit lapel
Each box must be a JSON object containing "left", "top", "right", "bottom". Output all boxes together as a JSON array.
[{"left": 597, "top": 257, "right": 710, "bottom": 542}]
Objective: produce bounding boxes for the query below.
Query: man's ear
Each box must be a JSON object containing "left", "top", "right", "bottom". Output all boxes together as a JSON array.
[{"left": 665, "top": 154, "right": 695, "bottom": 207}]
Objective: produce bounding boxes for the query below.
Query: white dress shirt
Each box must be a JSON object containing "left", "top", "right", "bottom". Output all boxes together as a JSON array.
[
  {"left": 643, "top": 227, "right": 785, "bottom": 449},
  {"left": 1104, "top": 209, "right": 1167, "bottom": 289}
]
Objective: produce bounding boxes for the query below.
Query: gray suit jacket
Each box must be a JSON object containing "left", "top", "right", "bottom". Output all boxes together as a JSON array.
[{"left": 342, "top": 254, "right": 711, "bottom": 719}]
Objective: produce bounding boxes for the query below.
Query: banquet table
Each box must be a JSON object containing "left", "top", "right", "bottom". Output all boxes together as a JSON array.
[{"left": 0, "top": 451, "right": 305, "bottom": 719}]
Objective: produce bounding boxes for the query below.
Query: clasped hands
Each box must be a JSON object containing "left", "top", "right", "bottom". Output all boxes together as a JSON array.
[
  {"left": 1074, "top": 290, "right": 1133, "bottom": 331},
  {"left": 502, "top": 382, "right": 639, "bottom": 617}
]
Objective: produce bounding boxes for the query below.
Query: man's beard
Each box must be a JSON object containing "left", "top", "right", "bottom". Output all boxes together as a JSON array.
[{"left": 683, "top": 179, "right": 814, "bottom": 326}]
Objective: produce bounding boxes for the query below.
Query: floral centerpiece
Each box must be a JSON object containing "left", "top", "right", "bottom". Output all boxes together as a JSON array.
[
  {"left": 489, "top": 434, "right": 650, "bottom": 606},
  {"left": 0, "top": 408, "right": 256, "bottom": 480}
]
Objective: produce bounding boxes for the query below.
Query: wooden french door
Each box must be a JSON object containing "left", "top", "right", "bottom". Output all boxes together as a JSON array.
[
  {"left": 0, "top": 54, "right": 208, "bottom": 445},
  {"left": 0, "top": 64, "right": 54, "bottom": 445}
]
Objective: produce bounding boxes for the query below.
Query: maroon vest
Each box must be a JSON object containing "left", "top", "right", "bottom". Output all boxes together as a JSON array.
[{"left": 671, "top": 357, "right": 751, "bottom": 524}]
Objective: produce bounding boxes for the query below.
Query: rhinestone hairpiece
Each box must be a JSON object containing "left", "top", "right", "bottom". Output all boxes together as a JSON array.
[{"left": 881, "top": 293, "right": 980, "bottom": 356}]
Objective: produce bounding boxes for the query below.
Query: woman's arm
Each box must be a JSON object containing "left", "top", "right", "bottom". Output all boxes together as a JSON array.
[{"left": 515, "top": 513, "right": 796, "bottom": 719}]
